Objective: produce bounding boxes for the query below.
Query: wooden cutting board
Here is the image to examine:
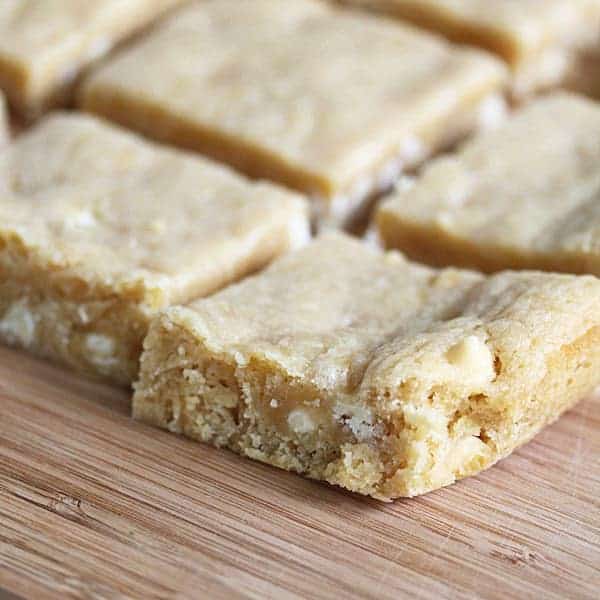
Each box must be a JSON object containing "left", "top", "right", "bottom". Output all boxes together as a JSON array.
[{"left": 0, "top": 345, "right": 598, "bottom": 599}]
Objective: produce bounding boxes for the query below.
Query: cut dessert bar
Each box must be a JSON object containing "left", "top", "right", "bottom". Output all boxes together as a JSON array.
[
  {"left": 0, "top": 113, "right": 309, "bottom": 385},
  {"left": 339, "top": 0, "right": 600, "bottom": 98},
  {"left": 0, "top": 0, "right": 186, "bottom": 117},
  {"left": 79, "top": 0, "right": 507, "bottom": 228},
  {"left": 377, "top": 93, "right": 600, "bottom": 276},
  {"left": 133, "top": 234, "right": 600, "bottom": 500}
]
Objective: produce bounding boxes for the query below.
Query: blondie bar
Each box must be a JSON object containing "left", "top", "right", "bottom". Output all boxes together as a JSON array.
[
  {"left": 377, "top": 93, "right": 600, "bottom": 276},
  {"left": 0, "top": 0, "right": 186, "bottom": 117},
  {"left": 340, "top": 0, "right": 600, "bottom": 98},
  {"left": 133, "top": 234, "right": 600, "bottom": 499},
  {"left": 80, "top": 0, "right": 506, "bottom": 228},
  {"left": 0, "top": 113, "right": 309, "bottom": 385}
]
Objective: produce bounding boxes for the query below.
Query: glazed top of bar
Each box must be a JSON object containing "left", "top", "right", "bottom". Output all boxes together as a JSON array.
[
  {"left": 344, "top": 0, "right": 600, "bottom": 65},
  {"left": 0, "top": 113, "right": 308, "bottom": 307},
  {"left": 0, "top": 0, "right": 184, "bottom": 110},
  {"left": 169, "top": 234, "right": 600, "bottom": 404},
  {"left": 378, "top": 93, "right": 600, "bottom": 260},
  {"left": 81, "top": 0, "right": 506, "bottom": 194}
]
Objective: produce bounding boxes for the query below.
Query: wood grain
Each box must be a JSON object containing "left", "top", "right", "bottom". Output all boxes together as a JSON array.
[{"left": 0, "top": 346, "right": 598, "bottom": 599}]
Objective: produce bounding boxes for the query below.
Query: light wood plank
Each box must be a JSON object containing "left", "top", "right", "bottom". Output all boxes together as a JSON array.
[{"left": 0, "top": 346, "right": 598, "bottom": 599}]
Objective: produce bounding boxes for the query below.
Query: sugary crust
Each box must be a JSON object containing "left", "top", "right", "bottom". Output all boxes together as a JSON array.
[
  {"left": 340, "top": 0, "right": 600, "bottom": 97},
  {"left": 377, "top": 93, "right": 600, "bottom": 275},
  {"left": 0, "top": 113, "right": 309, "bottom": 384},
  {"left": 80, "top": 0, "right": 506, "bottom": 227},
  {"left": 0, "top": 0, "right": 186, "bottom": 117},
  {"left": 133, "top": 234, "right": 600, "bottom": 499}
]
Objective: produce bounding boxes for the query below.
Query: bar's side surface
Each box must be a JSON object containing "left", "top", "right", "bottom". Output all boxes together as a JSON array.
[
  {"left": 0, "top": 232, "right": 155, "bottom": 385},
  {"left": 133, "top": 293, "right": 600, "bottom": 499}
]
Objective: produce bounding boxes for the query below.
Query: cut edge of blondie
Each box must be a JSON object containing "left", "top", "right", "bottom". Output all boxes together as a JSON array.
[
  {"left": 133, "top": 309, "right": 600, "bottom": 500},
  {"left": 0, "top": 232, "right": 157, "bottom": 385}
]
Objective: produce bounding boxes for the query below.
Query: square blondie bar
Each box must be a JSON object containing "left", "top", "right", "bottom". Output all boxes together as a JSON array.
[
  {"left": 340, "top": 0, "right": 600, "bottom": 98},
  {"left": 0, "top": 0, "right": 186, "bottom": 117},
  {"left": 377, "top": 93, "right": 600, "bottom": 276},
  {"left": 0, "top": 113, "right": 309, "bottom": 385},
  {"left": 133, "top": 234, "right": 600, "bottom": 499},
  {"left": 80, "top": 0, "right": 506, "bottom": 228}
]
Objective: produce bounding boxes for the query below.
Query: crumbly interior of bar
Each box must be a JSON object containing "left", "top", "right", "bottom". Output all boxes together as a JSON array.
[
  {"left": 135, "top": 315, "right": 600, "bottom": 500},
  {"left": 134, "top": 236, "right": 600, "bottom": 499}
]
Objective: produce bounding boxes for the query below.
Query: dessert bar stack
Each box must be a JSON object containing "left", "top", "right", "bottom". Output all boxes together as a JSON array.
[{"left": 1, "top": 0, "right": 600, "bottom": 500}]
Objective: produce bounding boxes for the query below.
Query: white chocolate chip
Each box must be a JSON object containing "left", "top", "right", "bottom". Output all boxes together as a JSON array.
[
  {"left": 84, "top": 334, "right": 118, "bottom": 369},
  {"left": 333, "top": 403, "right": 376, "bottom": 441},
  {"left": 85, "top": 333, "right": 115, "bottom": 356},
  {"left": 403, "top": 404, "right": 447, "bottom": 441},
  {"left": 77, "top": 305, "right": 91, "bottom": 325},
  {"left": 447, "top": 435, "right": 491, "bottom": 476},
  {"left": 0, "top": 301, "right": 37, "bottom": 347},
  {"left": 270, "top": 399, "right": 279, "bottom": 408},
  {"left": 149, "top": 219, "right": 166, "bottom": 234},
  {"left": 477, "top": 94, "right": 508, "bottom": 131},
  {"left": 287, "top": 409, "right": 315, "bottom": 434},
  {"left": 400, "top": 135, "right": 425, "bottom": 165},
  {"left": 446, "top": 335, "right": 495, "bottom": 386},
  {"left": 65, "top": 209, "right": 96, "bottom": 229}
]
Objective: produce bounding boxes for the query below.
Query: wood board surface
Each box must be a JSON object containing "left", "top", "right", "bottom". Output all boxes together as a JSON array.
[{"left": 0, "top": 345, "right": 598, "bottom": 599}]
